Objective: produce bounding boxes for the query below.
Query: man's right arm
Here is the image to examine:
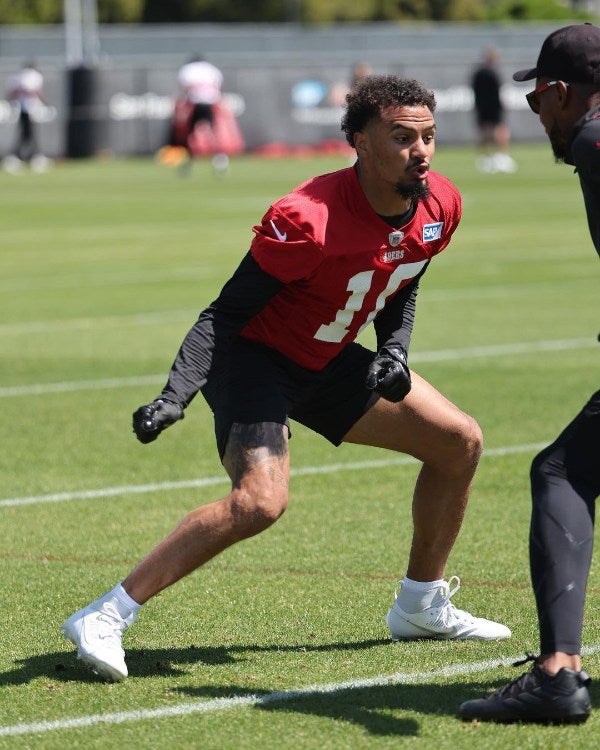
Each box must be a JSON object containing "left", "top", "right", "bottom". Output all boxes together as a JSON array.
[{"left": 132, "top": 251, "right": 284, "bottom": 443}]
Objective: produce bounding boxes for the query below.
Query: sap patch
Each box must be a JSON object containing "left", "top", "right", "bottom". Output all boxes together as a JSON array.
[{"left": 423, "top": 222, "right": 443, "bottom": 242}]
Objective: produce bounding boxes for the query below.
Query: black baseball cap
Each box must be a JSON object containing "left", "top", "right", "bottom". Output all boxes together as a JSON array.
[{"left": 513, "top": 23, "right": 600, "bottom": 83}]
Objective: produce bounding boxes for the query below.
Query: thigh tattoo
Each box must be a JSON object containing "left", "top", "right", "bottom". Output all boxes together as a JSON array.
[{"left": 226, "top": 422, "right": 288, "bottom": 487}]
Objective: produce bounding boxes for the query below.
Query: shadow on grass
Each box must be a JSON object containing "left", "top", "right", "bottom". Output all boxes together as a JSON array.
[
  {"left": 175, "top": 677, "right": 599, "bottom": 735},
  {"left": 176, "top": 680, "right": 503, "bottom": 736},
  {"left": 2, "top": 643, "right": 597, "bottom": 737},
  {"left": 0, "top": 637, "right": 390, "bottom": 685}
]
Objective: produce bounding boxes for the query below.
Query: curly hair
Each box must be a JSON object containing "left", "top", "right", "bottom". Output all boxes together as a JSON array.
[{"left": 341, "top": 75, "right": 436, "bottom": 147}]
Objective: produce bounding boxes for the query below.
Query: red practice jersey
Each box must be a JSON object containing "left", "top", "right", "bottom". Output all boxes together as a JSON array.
[{"left": 242, "top": 166, "right": 462, "bottom": 370}]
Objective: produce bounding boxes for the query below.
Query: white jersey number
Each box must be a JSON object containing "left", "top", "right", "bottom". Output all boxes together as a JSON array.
[{"left": 314, "top": 260, "right": 427, "bottom": 343}]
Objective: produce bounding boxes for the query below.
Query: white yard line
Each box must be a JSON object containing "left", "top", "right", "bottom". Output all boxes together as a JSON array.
[
  {"left": 1, "top": 645, "right": 599, "bottom": 738},
  {"left": 409, "top": 337, "right": 596, "bottom": 362},
  {"left": 0, "top": 374, "right": 166, "bottom": 398},
  {"left": 0, "top": 268, "right": 213, "bottom": 295},
  {"left": 0, "top": 337, "right": 596, "bottom": 399},
  {"left": 0, "top": 442, "right": 546, "bottom": 508},
  {"left": 0, "top": 437, "right": 590, "bottom": 738},
  {"left": 0, "top": 310, "right": 197, "bottom": 336}
]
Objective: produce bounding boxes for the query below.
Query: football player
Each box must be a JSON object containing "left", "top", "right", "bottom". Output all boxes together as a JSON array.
[{"left": 62, "top": 75, "right": 510, "bottom": 682}]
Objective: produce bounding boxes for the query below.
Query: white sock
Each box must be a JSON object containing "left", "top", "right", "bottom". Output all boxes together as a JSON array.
[
  {"left": 106, "top": 583, "right": 141, "bottom": 620},
  {"left": 396, "top": 576, "right": 445, "bottom": 614},
  {"left": 402, "top": 577, "right": 445, "bottom": 592}
]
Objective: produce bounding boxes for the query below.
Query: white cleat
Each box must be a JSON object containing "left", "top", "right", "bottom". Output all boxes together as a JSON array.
[
  {"left": 30, "top": 154, "right": 52, "bottom": 173},
  {"left": 2, "top": 155, "right": 24, "bottom": 174},
  {"left": 61, "top": 593, "right": 135, "bottom": 682},
  {"left": 386, "top": 576, "right": 511, "bottom": 641},
  {"left": 211, "top": 152, "right": 229, "bottom": 174}
]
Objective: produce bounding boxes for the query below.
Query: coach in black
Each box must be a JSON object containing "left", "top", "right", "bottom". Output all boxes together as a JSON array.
[{"left": 460, "top": 23, "right": 600, "bottom": 724}]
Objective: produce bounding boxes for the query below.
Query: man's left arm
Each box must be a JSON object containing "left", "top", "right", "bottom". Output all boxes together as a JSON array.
[
  {"left": 572, "top": 115, "right": 600, "bottom": 255},
  {"left": 366, "top": 263, "right": 428, "bottom": 402}
]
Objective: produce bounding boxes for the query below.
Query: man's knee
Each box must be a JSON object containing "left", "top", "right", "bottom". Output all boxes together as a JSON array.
[
  {"left": 229, "top": 484, "right": 288, "bottom": 537},
  {"left": 443, "top": 412, "right": 483, "bottom": 474},
  {"left": 530, "top": 445, "right": 565, "bottom": 494}
]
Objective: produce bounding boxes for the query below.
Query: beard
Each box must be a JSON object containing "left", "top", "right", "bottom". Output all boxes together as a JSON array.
[
  {"left": 394, "top": 179, "right": 430, "bottom": 201},
  {"left": 548, "top": 121, "right": 568, "bottom": 162}
]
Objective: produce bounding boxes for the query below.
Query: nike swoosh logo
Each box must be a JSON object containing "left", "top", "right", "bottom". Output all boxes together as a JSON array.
[{"left": 270, "top": 219, "right": 287, "bottom": 242}]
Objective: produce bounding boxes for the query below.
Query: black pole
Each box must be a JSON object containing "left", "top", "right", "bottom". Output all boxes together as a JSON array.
[{"left": 66, "top": 64, "right": 99, "bottom": 158}]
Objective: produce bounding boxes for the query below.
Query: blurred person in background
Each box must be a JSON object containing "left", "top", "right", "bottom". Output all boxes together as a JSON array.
[
  {"left": 3, "top": 60, "right": 50, "bottom": 174},
  {"left": 470, "top": 47, "right": 517, "bottom": 174},
  {"left": 159, "top": 53, "right": 243, "bottom": 175},
  {"left": 459, "top": 23, "right": 600, "bottom": 725},
  {"left": 350, "top": 61, "right": 374, "bottom": 89}
]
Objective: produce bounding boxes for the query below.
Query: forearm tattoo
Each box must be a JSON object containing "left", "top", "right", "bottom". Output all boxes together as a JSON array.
[{"left": 226, "top": 422, "right": 288, "bottom": 488}]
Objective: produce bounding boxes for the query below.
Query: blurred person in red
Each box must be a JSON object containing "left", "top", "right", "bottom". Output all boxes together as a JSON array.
[{"left": 160, "top": 54, "right": 244, "bottom": 175}]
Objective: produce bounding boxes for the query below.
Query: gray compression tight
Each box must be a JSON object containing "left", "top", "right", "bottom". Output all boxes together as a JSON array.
[{"left": 529, "top": 389, "right": 600, "bottom": 655}]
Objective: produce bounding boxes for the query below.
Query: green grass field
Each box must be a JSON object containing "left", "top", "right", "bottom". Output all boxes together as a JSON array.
[{"left": 0, "top": 144, "right": 598, "bottom": 749}]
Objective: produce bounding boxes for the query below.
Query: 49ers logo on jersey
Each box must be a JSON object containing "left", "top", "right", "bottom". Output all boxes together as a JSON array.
[{"left": 380, "top": 248, "right": 405, "bottom": 263}]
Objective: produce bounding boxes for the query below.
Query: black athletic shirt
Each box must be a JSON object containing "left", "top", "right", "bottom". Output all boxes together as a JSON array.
[
  {"left": 471, "top": 65, "right": 503, "bottom": 124},
  {"left": 566, "top": 104, "right": 600, "bottom": 256}
]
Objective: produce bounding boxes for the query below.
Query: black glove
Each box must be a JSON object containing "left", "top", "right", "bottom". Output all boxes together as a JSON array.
[
  {"left": 365, "top": 346, "right": 411, "bottom": 403},
  {"left": 132, "top": 399, "right": 184, "bottom": 443}
]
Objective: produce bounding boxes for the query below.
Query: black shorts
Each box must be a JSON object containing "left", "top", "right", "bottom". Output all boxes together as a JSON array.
[
  {"left": 190, "top": 102, "right": 214, "bottom": 127},
  {"left": 475, "top": 109, "right": 503, "bottom": 128},
  {"left": 201, "top": 337, "right": 380, "bottom": 459}
]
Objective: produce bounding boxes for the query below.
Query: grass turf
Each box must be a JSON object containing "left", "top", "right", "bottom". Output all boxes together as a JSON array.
[{"left": 0, "top": 145, "right": 598, "bottom": 748}]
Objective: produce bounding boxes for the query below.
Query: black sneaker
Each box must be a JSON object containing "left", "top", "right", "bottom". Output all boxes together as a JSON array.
[{"left": 458, "top": 654, "right": 592, "bottom": 724}]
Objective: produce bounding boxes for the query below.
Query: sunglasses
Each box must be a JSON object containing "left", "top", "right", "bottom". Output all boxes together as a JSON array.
[{"left": 525, "top": 80, "right": 569, "bottom": 114}]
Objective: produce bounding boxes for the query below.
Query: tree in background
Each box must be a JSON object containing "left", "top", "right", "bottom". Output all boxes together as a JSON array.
[
  {"left": 0, "top": 0, "right": 595, "bottom": 24},
  {"left": 97, "top": 0, "right": 143, "bottom": 23},
  {"left": 0, "top": 0, "right": 142, "bottom": 24},
  {"left": 140, "top": 0, "right": 595, "bottom": 23},
  {"left": 486, "top": 0, "right": 586, "bottom": 20},
  {"left": 142, "top": 0, "right": 286, "bottom": 23},
  {"left": 0, "top": 0, "right": 62, "bottom": 23}
]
